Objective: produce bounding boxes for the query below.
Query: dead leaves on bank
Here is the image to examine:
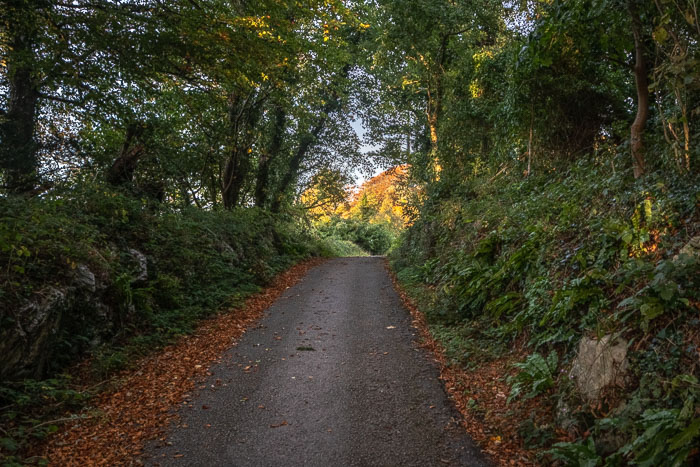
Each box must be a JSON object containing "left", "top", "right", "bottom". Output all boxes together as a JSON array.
[
  {"left": 385, "top": 261, "right": 544, "bottom": 466},
  {"left": 31, "top": 258, "right": 326, "bottom": 466}
]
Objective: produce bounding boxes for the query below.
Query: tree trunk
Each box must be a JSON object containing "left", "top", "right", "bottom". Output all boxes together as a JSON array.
[
  {"left": 222, "top": 148, "right": 250, "bottom": 209},
  {"left": 426, "top": 79, "right": 441, "bottom": 173},
  {"left": 0, "top": 12, "right": 40, "bottom": 194},
  {"left": 270, "top": 66, "right": 349, "bottom": 212},
  {"left": 270, "top": 121, "right": 326, "bottom": 213},
  {"left": 221, "top": 90, "right": 265, "bottom": 209},
  {"left": 255, "top": 106, "right": 286, "bottom": 208},
  {"left": 254, "top": 154, "right": 271, "bottom": 209},
  {"left": 527, "top": 104, "right": 534, "bottom": 177},
  {"left": 427, "top": 112, "right": 439, "bottom": 154},
  {"left": 425, "top": 33, "right": 448, "bottom": 180},
  {"left": 628, "top": 0, "right": 649, "bottom": 179},
  {"left": 106, "top": 123, "right": 145, "bottom": 186},
  {"left": 209, "top": 169, "right": 219, "bottom": 209},
  {"left": 675, "top": 88, "right": 691, "bottom": 171}
]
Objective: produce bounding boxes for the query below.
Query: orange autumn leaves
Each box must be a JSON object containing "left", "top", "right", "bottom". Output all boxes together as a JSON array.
[{"left": 303, "top": 165, "right": 414, "bottom": 231}]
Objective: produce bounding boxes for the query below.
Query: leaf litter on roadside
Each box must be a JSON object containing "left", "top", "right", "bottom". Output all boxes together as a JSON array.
[
  {"left": 29, "top": 258, "right": 326, "bottom": 465},
  {"left": 385, "top": 261, "right": 547, "bottom": 466}
]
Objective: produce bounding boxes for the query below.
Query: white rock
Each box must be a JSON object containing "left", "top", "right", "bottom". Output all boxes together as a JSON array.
[
  {"left": 570, "top": 335, "right": 629, "bottom": 402},
  {"left": 128, "top": 248, "right": 148, "bottom": 283},
  {"left": 74, "top": 264, "right": 96, "bottom": 292},
  {"left": 674, "top": 235, "right": 700, "bottom": 260}
]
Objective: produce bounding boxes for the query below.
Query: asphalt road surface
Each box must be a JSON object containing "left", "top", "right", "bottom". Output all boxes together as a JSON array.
[{"left": 145, "top": 257, "right": 488, "bottom": 466}]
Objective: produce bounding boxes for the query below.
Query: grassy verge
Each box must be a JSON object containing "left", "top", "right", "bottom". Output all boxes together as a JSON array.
[{"left": 315, "top": 236, "right": 370, "bottom": 257}]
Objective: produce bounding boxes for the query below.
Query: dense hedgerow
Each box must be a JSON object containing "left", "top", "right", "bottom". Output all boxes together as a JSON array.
[
  {"left": 317, "top": 216, "right": 395, "bottom": 255},
  {"left": 0, "top": 184, "right": 338, "bottom": 379}
]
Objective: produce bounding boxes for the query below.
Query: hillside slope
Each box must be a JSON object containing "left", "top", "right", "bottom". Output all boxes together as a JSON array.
[{"left": 391, "top": 161, "right": 700, "bottom": 464}]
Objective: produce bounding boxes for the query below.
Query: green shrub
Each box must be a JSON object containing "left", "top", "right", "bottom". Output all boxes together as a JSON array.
[
  {"left": 317, "top": 217, "right": 395, "bottom": 255},
  {"left": 316, "top": 237, "right": 369, "bottom": 257},
  {"left": 0, "top": 187, "right": 321, "bottom": 383},
  {"left": 0, "top": 376, "right": 90, "bottom": 462},
  {"left": 548, "top": 437, "right": 601, "bottom": 467}
]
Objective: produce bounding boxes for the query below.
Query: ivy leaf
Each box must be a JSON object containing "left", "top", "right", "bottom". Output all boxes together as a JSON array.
[
  {"left": 654, "top": 279, "right": 677, "bottom": 302},
  {"left": 685, "top": 10, "right": 695, "bottom": 25},
  {"left": 640, "top": 302, "right": 664, "bottom": 321},
  {"left": 621, "top": 230, "right": 634, "bottom": 245},
  {"left": 653, "top": 26, "right": 668, "bottom": 43}
]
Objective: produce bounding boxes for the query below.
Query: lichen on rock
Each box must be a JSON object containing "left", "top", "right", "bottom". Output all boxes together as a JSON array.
[{"left": 570, "top": 335, "right": 629, "bottom": 403}]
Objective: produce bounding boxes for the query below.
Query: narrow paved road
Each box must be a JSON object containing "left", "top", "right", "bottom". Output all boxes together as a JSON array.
[{"left": 145, "top": 257, "right": 487, "bottom": 466}]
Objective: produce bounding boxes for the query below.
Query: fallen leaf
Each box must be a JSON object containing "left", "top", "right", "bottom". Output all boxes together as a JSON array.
[{"left": 270, "top": 420, "right": 288, "bottom": 428}]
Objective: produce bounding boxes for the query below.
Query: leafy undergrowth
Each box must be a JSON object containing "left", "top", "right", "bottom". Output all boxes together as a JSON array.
[
  {"left": 390, "top": 161, "right": 700, "bottom": 465},
  {"left": 14, "top": 258, "right": 324, "bottom": 465},
  {"left": 316, "top": 216, "right": 395, "bottom": 255}
]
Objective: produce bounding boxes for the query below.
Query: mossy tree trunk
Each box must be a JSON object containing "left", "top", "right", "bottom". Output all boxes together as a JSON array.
[
  {"left": 0, "top": 5, "right": 40, "bottom": 194},
  {"left": 628, "top": 0, "right": 649, "bottom": 179},
  {"left": 255, "top": 105, "right": 286, "bottom": 208}
]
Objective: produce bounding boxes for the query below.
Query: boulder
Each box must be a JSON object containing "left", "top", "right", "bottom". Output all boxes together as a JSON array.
[
  {"left": 128, "top": 248, "right": 148, "bottom": 284},
  {"left": 1, "top": 249, "right": 153, "bottom": 380},
  {"left": 555, "top": 398, "right": 579, "bottom": 435},
  {"left": 570, "top": 335, "right": 629, "bottom": 402},
  {"left": 73, "top": 263, "right": 96, "bottom": 292},
  {"left": 1, "top": 287, "right": 67, "bottom": 380},
  {"left": 217, "top": 240, "right": 241, "bottom": 263}
]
